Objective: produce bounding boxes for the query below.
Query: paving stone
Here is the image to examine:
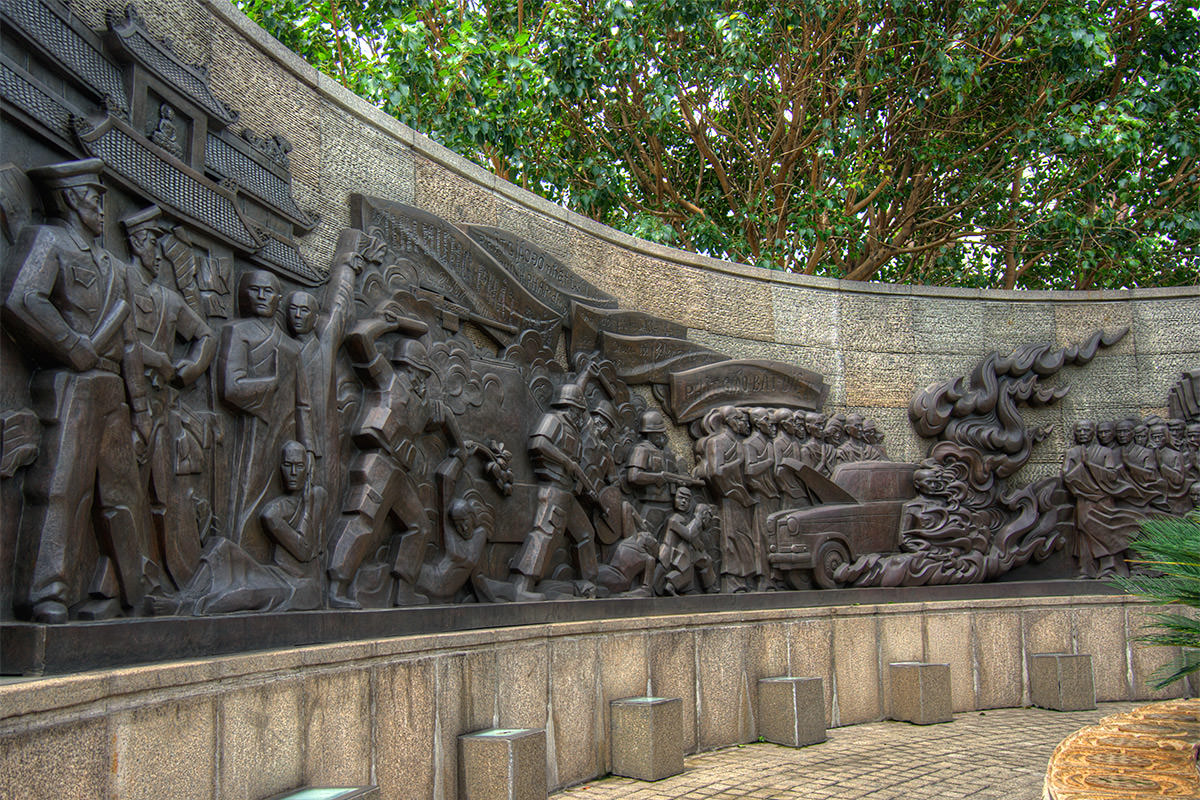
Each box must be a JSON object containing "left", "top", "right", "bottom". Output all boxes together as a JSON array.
[{"left": 552, "top": 703, "right": 1141, "bottom": 800}]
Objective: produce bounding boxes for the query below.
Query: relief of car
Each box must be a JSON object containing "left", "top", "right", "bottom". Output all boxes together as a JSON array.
[{"left": 766, "top": 461, "right": 918, "bottom": 589}]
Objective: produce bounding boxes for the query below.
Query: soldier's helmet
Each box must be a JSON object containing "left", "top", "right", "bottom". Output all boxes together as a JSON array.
[
  {"left": 593, "top": 399, "right": 619, "bottom": 427},
  {"left": 552, "top": 383, "right": 587, "bottom": 410},
  {"left": 391, "top": 339, "right": 433, "bottom": 373},
  {"left": 640, "top": 409, "right": 668, "bottom": 434}
]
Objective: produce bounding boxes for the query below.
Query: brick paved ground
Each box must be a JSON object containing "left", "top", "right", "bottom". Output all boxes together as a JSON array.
[{"left": 554, "top": 702, "right": 1142, "bottom": 800}]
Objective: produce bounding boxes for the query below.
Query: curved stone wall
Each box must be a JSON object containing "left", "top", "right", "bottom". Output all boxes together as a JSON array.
[
  {"left": 0, "top": 595, "right": 1186, "bottom": 800},
  {"left": 60, "top": 0, "right": 1200, "bottom": 481}
]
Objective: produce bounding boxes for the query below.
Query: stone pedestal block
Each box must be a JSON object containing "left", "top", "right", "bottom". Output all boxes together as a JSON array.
[
  {"left": 610, "top": 696, "right": 684, "bottom": 781},
  {"left": 458, "top": 728, "right": 546, "bottom": 800},
  {"left": 888, "top": 663, "right": 952, "bottom": 725},
  {"left": 1030, "top": 653, "right": 1096, "bottom": 711},
  {"left": 757, "top": 677, "right": 826, "bottom": 747}
]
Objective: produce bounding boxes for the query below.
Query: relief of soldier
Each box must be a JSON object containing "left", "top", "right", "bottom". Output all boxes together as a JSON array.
[{"left": 0, "top": 155, "right": 1114, "bottom": 627}]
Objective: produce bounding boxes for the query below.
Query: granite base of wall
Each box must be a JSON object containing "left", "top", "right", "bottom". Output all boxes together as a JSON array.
[{"left": 0, "top": 595, "right": 1190, "bottom": 800}]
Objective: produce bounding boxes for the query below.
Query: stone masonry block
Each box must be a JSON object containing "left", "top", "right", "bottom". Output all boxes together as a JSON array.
[
  {"left": 610, "top": 696, "right": 684, "bottom": 781},
  {"left": 459, "top": 727, "right": 547, "bottom": 800},
  {"left": 757, "top": 677, "right": 826, "bottom": 748},
  {"left": 888, "top": 663, "right": 952, "bottom": 725},
  {"left": 1030, "top": 653, "right": 1096, "bottom": 711}
]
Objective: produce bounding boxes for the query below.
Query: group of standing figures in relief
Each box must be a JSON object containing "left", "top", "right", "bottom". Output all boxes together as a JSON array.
[
  {"left": 1, "top": 158, "right": 910, "bottom": 622},
  {"left": 1063, "top": 414, "right": 1200, "bottom": 578},
  {"left": 2, "top": 0, "right": 1198, "bottom": 637},
  {"left": 695, "top": 407, "right": 888, "bottom": 592}
]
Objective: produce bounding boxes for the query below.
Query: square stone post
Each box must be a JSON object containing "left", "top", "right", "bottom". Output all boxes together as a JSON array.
[
  {"left": 458, "top": 728, "right": 546, "bottom": 800},
  {"left": 610, "top": 696, "right": 684, "bottom": 781},
  {"left": 757, "top": 677, "right": 826, "bottom": 747},
  {"left": 1030, "top": 654, "right": 1096, "bottom": 711},
  {"left": 888, "top": 662, "right": 952, "bottom": 724}
]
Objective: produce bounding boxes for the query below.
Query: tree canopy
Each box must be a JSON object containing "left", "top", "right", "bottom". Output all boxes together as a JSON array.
[{"left": 238, "top": 0, "right": 1200, "bottom": 289}]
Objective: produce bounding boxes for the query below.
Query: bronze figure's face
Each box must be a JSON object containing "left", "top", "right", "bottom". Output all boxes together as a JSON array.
[
  {"left": 1133, "top": 424, "right": 1149, "bottom": 446},
  {"left": 1073, "top": 420, "right": 1095, "bottom": 444},
  {"left": 240, "top": 270, "right": 281, "bottom": 318},
  {"left": 1167, "top": 419, "right": 1186, "bottom": 446},
  {"left": 725, "top": 408, "right": 750, "bottom": 436},
  {"left": 674, "top": 487, "right": 693, "bottom": 512},
  {"left": 824, "top": 418, "right": 844, "bottom": 445},
  {"left": 279, "top": 441, "right": 307, "bottom": 493},
  {"left": 1097, "top": 421, "right": 1116, "bottom": 446},
  {"left": 128, "top": 227, "right": 160, "bottom": 276},
  {"left": 287, "top": 291, "right": 318, "bottom": 336},
  {"left": 67, "top": 186, "right": 105, "bottom": 236},
  {"left": 1116, "top": 420, "right": 1134, "bottom": 446},
  {"left": 1148, "top": 424, "right": 1167, "bottom": 449}
]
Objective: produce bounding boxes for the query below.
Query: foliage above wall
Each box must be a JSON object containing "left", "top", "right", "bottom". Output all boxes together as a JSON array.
[{"left": 240, "top": 0, "right": 1200, "bottom": 289}]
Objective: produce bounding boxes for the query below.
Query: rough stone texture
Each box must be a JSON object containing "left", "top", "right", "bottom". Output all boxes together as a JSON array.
[
  {"left": 771, "top": 285, "right": 840, "bottom": 349},
  {"left": 877, "top": 611, "right": 924, "bottom": 708},
  {"left": 1029, "top": 653, "right": 1096, "bottom": 712},
  {"left": 833, "top": 613, "right": 880, "bottom": 726},
  {"left": 838, "top": 294, "right": 915, "bottom": 354},
  {"left": 787, "top": 617, "right": 835, "bottom": 728},
  {"left": 218, "top": 680, "right": 304, "bottom": 800},
  {"left": 1130, "top": 295, "right": 1200, "bottom": 355},
  {"left": 301, "top": 670, "right": 372, "bottom": 787},
  {"left": 459, "top": 727, "right": 547, "bottom": 800},
  {"left": 438, "top": 649, "right": 501, "bottom": 800},
  {"left": 1071, "top": 604, "right": 1130, "bottom": 702},
  {"left": 646, "top": 629, "right": 698, "bottom": 753},
  {"left": 888, "top": 663, "right": 953, "bottom": 725},
  {"left": 548, "top": 636, "right": 602, "bottom": 789},
  {"left": 0, "top": 717, "right": 110, "bottom": 800},
  {"left": 609, "top": 696, "right": 684, "bottom": 781},
  {"left": 599, "top": 633, "right": 648, "bottom": 770},
  {"left": 414, "top": 156, "right": 499, "bottom": 229},
  {"left": 1126, "top": 605, "right": 1185, "bottom": 701},
  {"left": 114, "top": 696, "right": 216, "bottom": 800},
  {"left": 757, "top": 676, "right": 826, "bottom": 748},
  {"left": 1055, "top": 303, "right": 1135, "bottom": 353},
  {"left": 696, "top": 626, "right": 753, "bottom": 748},
  {"left": 0, "top": 598, "right": 1190, "bottom": 800},
  {"left": 923, "top": 613, "right": 975, "bottom": 713},
  {"left": 496, "top": 642, "right": 549, "bottom": 736},
  {"left": 910, "top": 296, "right": 985, "bottom": 356},
  {"left": 746, "top": 621, "right": 791, "bottom": 731},
  {"left": 374, "top": 658, "right": 438, "bottom": 800},
  {"left": 1022, "top": 608, "right": 1072, "bottom": 703},
  {"left": 973, "top": 612, "right": 1024, "bottom": 710}
]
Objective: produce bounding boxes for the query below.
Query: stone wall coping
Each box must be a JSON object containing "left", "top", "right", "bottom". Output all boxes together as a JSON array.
[
  {"left": 203, "top": 0, "right": 1199, "bottom": 304},
  {"left": 0, "top": 593, "right": 1142, "bottom": 725}
]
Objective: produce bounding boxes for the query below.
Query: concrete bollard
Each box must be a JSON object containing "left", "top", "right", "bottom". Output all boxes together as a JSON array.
[
  {"left": 458, "top": 727, "right": 546, "bottom": 800},
  {"left": 757, "top": 676, "right": 826, "bottom": 747},
  {"left": 610, "top": 696, "right": 684, "bottom": 781},
  {"left": 888, "top": 662, "right": 953, "bottom": 724},
  {"left": 1030, "top": 653, "right": 1096, "bottom": 711}
]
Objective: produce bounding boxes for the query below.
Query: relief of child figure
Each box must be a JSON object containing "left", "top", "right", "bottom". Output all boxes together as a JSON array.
[{"left": 658, "top": 486, "right": 718, "bottom": 595}]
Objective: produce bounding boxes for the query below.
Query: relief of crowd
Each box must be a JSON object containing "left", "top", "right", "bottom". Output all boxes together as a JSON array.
[{"left": 1062, "top": 416, "right": 1200, "bottom": 578}]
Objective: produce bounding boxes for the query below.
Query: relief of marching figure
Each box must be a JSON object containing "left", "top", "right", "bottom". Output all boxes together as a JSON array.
[{"left": 2, "top": 0, "right": 1193, "bottom": 631}]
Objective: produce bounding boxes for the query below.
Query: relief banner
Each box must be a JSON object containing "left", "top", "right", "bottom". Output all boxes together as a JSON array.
[
  {"left": 351, "top": 194, "right": 562, "bottom": 341},
  {"left": 668, "top": 360, "right": 827, "bottom": 423}
]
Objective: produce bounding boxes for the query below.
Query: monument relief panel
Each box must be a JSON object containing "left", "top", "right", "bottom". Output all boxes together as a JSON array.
[{"left": 0, "top": 0, "right": 1195, "bottom": 656}]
